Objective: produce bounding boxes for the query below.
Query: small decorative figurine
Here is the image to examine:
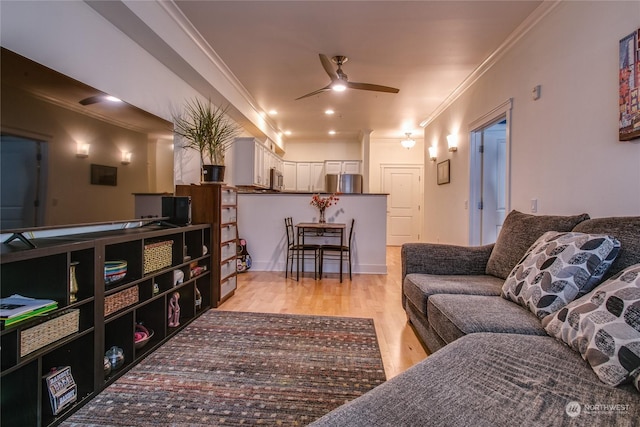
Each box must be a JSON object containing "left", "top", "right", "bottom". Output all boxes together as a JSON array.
[
  {"left": 69, "top": 261, "right": 79, "bottom": 303},
  {"left": 168, "top": 292, "right": 180, "bottom": 327}
]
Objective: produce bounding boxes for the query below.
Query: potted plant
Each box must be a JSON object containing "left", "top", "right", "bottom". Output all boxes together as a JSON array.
[{"left": 173, "top": 98, "right": 241, "bottom": 182}]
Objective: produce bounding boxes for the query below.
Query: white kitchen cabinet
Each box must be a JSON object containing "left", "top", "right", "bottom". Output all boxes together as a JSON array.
[
  {"left": 324, "top": 160, "right": 361, "bottom": 175},
  {"left": 232, "top": 137, "right": 282, "bottom": 188},
  {"left": 342, "top": 161, "right": 361, "bottom": 174},
  {"left": 296, "top": 162, "right": 311, "bottom": 191},
  {"left": 283, "top": 161, "right": 297, "bottom": 190},
  {"left": 311, "top": 162, "right": 325, "bottom": 191},
  {"left": 324, "top": 161, "right": 342, "bottom": 175}
]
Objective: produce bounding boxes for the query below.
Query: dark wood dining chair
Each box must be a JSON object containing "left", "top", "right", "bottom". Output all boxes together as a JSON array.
[
  {"left": 320, "top": 218, "right": 355, "bottom": 282},
  {"left": 284, "top": 217, "right": 321, "bottom": 280}
]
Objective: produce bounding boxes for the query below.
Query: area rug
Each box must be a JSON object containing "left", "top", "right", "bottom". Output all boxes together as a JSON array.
[{"left": 63, "top": 310, "right": 386, "bottom": 426}]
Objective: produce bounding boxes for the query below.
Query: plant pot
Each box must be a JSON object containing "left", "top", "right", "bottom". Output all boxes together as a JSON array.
[{"left": 202, "top": 165, "right": 225, "bottom": 182}]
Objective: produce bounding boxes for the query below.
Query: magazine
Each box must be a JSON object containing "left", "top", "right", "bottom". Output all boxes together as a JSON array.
[{"left": 0, "top": 294, "right": 58, "bottom": 319}]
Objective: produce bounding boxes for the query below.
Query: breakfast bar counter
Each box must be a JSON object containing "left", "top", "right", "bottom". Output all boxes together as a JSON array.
[{"left": 236, "top": 192, "right": 387, "bottom": 275}]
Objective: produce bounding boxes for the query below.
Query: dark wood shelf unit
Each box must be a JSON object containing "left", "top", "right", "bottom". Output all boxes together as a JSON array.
[
  {"left": 0, "top": 223, "right": 212, "bottom": 426},
  {"left": 175, "top": 184, "right": 238, "bottom": 306}
]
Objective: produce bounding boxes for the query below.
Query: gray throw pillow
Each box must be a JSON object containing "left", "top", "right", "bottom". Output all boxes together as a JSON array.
[
  {"left": 502, "top": 231, "right": 621, "bottom": 319},
  {"left": 486, "top": 210, "right": 590, "bottom": 279},
  {"left": 542, "top": 264, "right": 640, "bottom": 388}
]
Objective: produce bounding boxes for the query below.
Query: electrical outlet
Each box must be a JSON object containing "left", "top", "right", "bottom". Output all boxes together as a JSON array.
[{"left": 531, "top": 199, "right": 538, "bottom": 213}]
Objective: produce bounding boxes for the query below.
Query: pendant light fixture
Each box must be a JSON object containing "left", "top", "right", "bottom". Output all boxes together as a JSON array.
[{"left": 401, "top": 132, "right": 415, "bottom": 149}]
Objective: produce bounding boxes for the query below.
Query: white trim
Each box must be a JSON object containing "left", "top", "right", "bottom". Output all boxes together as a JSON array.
[
  {"left": 420, "top": 1, "right": 559, "bottom": 128},
  {"left": 468, "top": 100, "right": 513, "bottom": 245}
]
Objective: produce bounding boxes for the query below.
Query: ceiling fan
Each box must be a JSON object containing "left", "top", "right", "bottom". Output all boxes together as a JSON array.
[{"left": 295, "top": 54, "right": 399, "bottom": 100}]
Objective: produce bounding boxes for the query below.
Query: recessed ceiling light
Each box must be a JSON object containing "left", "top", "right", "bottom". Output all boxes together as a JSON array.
[
  {"left": 325, "top": 109, "right": 335, "bottom": 115},
  {"left": 105, "top": 95, "right": 123, "bottom": 103},
  {"left": 328, "top": 130, "right": 336, "bottom": 135},
  {"left": 268, "top": 109, "right": 278, "bottom": 115},
  {"left": 284, "top": 130, "right": 292, "bottom": 136}
]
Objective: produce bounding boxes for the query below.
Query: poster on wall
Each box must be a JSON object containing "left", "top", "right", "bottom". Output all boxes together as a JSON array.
[{"left": 619, "top": 28, "right": 640, "bottom": 141}]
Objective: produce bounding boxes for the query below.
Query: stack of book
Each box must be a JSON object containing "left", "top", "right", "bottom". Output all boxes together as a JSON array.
[{"left": 0, "top": 294, "right": 58, "bottom": 328}]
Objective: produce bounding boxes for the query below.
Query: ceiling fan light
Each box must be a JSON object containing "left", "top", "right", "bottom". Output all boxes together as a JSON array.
[{"left": 331, "top": 81, "right": 347, "bottom": 92}]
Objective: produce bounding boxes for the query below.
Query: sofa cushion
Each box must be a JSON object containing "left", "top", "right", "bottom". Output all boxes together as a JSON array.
[
  {"left": 502, "top": 231, "right": 620, "bottom": 319},
  {"left": 572, "top": 216, "right": 640, "bottom": 279},
  {"left": 403, "top": 273, "right": 503, "bottom": 316},
  {"left": 486, "top": 210, "right": 590, "bottom": 280},
  {"left": 543, "top": 264, "right": 640, "bottom": 388},
  {"left": 309, "top": 333, "right": 640, "bottom": 427},
  {"left": 428, "top": 294, "right": 546, "bottom": 345}
]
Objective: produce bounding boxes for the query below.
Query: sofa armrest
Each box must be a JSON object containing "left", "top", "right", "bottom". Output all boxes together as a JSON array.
[{"left": 401, "top": 243, "right": 495, "bottom": 280}]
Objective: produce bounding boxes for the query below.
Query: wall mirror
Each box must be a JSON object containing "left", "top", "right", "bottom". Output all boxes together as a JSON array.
[{"left": 1, "top": 48, "right": 175, "bottom": 230}]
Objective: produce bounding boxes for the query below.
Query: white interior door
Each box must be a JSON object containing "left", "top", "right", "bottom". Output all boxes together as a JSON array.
[
  {"left": 469, "top": 102, "right": 511, "bottom": 246},
  {"left": 481, "top": 126, "right": 507, "bottom": 244},
  {"left": 0, "top": 134, "right": 47, "bottom": 229},
  {"left": 382, "top": 165, "right": 422, "bottom": 246}
]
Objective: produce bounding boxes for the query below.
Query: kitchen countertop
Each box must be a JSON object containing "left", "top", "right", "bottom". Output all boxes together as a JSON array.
[{"left": 237, "top": 189, "right": 388, "bottom": 195}]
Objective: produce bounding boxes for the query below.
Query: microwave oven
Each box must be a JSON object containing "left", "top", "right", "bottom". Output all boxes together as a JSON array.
[{"left": 269, "top": 168, "right": 284, "bottom": 191}]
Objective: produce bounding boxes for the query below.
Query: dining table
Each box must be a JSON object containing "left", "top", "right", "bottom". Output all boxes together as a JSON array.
[{"left": 295, "top": 222, "right": 346, "bottom": 281}]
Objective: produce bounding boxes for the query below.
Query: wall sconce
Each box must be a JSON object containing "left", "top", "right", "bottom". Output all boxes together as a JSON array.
[
  {"left": 121, "top": 151, "right": 132, "bottom": 165},
  {"left": 76, "top": 143, "right": 89, "bottom": 158},
  {"left": 447, "top": 134, "right": 458, "bottom": 152},
  {"left": 400, "top": 132, "right": 416, "bottom": 149},
  {"left": 428, "top": 146, "right": 437, "bottom": 161}
]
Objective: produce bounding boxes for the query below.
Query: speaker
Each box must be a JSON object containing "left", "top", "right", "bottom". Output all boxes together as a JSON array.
[{"left": 162, "top": 196, "right": 191, "bottom": 226}]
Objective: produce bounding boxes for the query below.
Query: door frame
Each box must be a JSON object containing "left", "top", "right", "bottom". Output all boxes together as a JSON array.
[
  {"left": 468, "top": 99, "right": 512, "bottom": 246},
  {"left": 380, "top": 163, "right": 424, "bottom": 245}
]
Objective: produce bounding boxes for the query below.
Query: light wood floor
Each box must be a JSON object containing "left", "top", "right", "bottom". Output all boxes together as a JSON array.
[{"left": 218, "top": 246, "right": 428, "bottom": 379}]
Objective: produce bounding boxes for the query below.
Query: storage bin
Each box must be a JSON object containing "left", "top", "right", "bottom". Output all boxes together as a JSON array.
[
  {"left": 221, "top": 259, "right": 236, "bottom": 280},
  {"left": 143, "top": 240, "right": 173, "bottom": 274},
  {"left": 221, "top": 207, "right": 237, "bottom": 224},
  {"left": 221, "top": 242, "right": 236, "bottom": 261},
  {"left": 104, "top": 286, "right": 139, "bottom": 316},
  {"left": 221, "top": 275, "right": 237, "bottom": 300},
  {"left": 221, "top": 224, "right": 237, "bottom": 243},
  {"left": 20, "top": 310, "right": 80, "bottom": 357}
]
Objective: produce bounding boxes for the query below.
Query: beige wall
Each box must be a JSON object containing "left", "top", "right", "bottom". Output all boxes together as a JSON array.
[
  {"left": 1, "top": 84, "right": 168, "bottom": 226},
  {"left": 422, "top": 1, "right": 640, "bottom": 245},
  {"left": 369, "top": 137, "right": 424, "bottom": 193},
  {"left": 282, "top": 138, "right": 362, "bottom": 162}
]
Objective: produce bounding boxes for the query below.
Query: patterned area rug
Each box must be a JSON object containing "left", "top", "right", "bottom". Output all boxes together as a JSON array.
[{"left": 63, "top": 310, "right": 386, "bottom": 426}]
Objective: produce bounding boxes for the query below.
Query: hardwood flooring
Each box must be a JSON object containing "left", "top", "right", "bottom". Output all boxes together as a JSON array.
[{"left": 218, "top": 245, "right": 428, "bottom": 379}]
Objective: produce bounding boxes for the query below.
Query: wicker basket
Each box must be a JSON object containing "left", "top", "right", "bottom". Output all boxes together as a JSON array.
[
  {"left": 20, "top": 310, "right": 79, "bottom": 357},
  {"left": 104, "top": 286, "right": 139, "bottom": 316},
  {"left": 144, "top": 240, "right": 173, "bottom": 274}
]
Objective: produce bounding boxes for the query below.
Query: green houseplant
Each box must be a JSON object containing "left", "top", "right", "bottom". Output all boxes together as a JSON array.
[{"left": 173, "top": 98, "right": 241, "bottom": 182}]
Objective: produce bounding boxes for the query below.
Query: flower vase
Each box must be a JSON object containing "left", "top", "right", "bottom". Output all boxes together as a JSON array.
[
  {"left": 318, "top": 208, "right": 326, "bottom": 223},
  {"left": 69, "top": 261, "right": 79, "bottom": 303}
]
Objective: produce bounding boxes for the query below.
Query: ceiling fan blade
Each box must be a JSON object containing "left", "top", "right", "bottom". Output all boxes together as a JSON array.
[
  {"left": 347, "top": 82, "right": 399, "bottom": 94},
  {"left": 295, "top": 85, "right": 332, "bottom": 100},
  {"left": 79, "top": 95, "right": 103, "bottom": 105},
  {"left": 319, "top": 54, "right": 338, "bottom": 80}
]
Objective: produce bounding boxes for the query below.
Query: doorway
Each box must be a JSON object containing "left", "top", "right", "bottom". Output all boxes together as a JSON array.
[
  {"left": 0, "top": 134, "right": 48, "bottom": 229},
  {"left": 381, "top": 165, "right": 423, "bottom": 245},
  {"left": 469, "top": 99, "right": 512, "bottom": 245}
]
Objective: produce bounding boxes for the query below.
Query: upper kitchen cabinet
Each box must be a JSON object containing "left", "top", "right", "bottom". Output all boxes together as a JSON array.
[
  {"left": 295, "top": 162, "right": 325, "bottom": 192},
  {"left": 325, "top": 160, "right": 361, "bottom": 175},
  {"left": 232, "top": 137, "right": 283, "bottom": 189},
  {"left": 283, "top": 162, "right": 297, "bottom": 191}
]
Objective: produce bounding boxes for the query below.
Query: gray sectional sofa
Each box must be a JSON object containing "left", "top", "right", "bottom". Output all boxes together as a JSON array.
[{"left": 311, "top": 211, "right": 640, "bottom": 426}]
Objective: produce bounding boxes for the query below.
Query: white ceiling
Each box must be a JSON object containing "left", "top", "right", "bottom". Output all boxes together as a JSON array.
[{"left": 172, "top": 0, "right": 543, "bottom": 141}]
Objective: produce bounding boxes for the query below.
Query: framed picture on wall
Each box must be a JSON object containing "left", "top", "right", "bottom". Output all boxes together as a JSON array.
[
  {"left": 437, "top": 160, "right": 450, "bottom": 185},
  {"left": 90, "top": 164, "right": 117, "bottom": 186},
  {"left": 619, "top": 28, "right": 640, "bottom": 141}
]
